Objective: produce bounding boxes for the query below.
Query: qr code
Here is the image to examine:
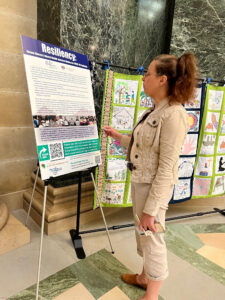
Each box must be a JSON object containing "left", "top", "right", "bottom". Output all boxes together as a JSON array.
[
  {"left": 49, "top": 142, "right": 64, "bottom": 160},
  {"left": 95, "top": 155, "right": 101, "bottom": 165}
]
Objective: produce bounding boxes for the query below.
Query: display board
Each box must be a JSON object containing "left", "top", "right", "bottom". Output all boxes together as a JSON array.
[
  {"left": 170, "top": 84, "right": 205, "bottom": 203},
  {"left": 22, "top": 36, "right": 101, "bottom": 180},
  {"left": 94, "top": 70, "right": 154, "bottom": 208},
  {"left": 193, "top": 85, "right": 225, "bottom": 197}
]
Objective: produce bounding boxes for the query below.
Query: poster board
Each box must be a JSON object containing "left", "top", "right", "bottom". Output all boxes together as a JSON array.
[{"left": 22, "top": 36, "right": 101, "bottom": 180}]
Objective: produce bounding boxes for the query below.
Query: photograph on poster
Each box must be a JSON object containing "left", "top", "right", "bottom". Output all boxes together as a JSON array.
[
  {"left": 33, "top": 114, "right": 96, "bottom": 128},
  {"left": 114, "top": 79, "right": 138, "bottom": 105}
]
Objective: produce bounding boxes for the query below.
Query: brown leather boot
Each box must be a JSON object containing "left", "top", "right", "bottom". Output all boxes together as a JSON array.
[{"left": 121, "top": 274, "right": 147, "bottom": 290}]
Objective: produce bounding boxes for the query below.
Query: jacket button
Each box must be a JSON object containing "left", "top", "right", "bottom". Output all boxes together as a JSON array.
[
  {"left": 133, "top": 166, "right": 136, "bottom": 170},
  {"left": 136, "top": 143, "right": 139, "bottom": 147},
  {"left": 153, "top": 120, "right": 156, "bottom": 125},
  {"left": 137, "top": 132, "right": 139, "bottom": 135},
  {"left": 135, "top": 154, "right": 138, "bottom": 159}
]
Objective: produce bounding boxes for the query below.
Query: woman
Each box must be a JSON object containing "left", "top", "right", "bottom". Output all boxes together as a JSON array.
[{"left": 104, "top": 53, "right": 197, "bottom": 300}]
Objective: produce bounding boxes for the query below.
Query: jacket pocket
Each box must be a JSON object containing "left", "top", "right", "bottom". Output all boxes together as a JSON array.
[{"left": 143, "top": 118, "right": 160, "bottom": 147}]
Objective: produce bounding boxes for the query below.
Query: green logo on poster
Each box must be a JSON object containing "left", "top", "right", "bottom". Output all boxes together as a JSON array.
[{"left": 37, "top": 145, "right": 50, "bottom": 161}]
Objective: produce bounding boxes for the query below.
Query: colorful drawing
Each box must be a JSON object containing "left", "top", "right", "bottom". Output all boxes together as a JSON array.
[
  {"left": 208, "top": 90, "right": 224, "bottom": 111},
  {"left": 173, "top": 179, "right": 191, "bottom": 200},
  {"left": 108, "top": 137, "right": 127, "bottom": 156},
  {"left": 102, "top": 182, "right": 125, "bottom": 204},
  {"left": 178, "top": 157, "right": 195, "bottom": 178},
  {"left": 185, "top": 87, "right": 202, "bottom": 109},
  {"left": 188, "top": 111, "right": 200, "bottom": 132},
  {"left": 205, "top": 112, "right": 220, "bottom": 133},
  {"left": 195, "top": 156, "right": 213, "bottom": 176},
  {"left": 192, "top": 177, "right": 211, "bottom": 196},
  {"left": 220, "top": 114, "right": 225, "bottom": 134},
  {"left": 111, "top": 106, "right": 135, "bottom": 131},
  {"left": 215, "top": 156, "right": 225, "bottom": 174},
  {"left": 212, "top": 176, "right": 225, "bottom": 195},
  {"left": 180, "top": 134, "right": 198, "bottom": 155},
  {"left": 106, "top": 158, "right": 127, "bottom": 181},
  {"left": 139, "top": 85, "right": 154, "bottom": 108},
  {"left": 200, "top": 134, "right": 216, "bottom": 155},
  {"left": 217, "top": 136, "right": 225, "bottom": 154},
  {"left": 114, "top": 79, "right": 138, "bottom": 105}
]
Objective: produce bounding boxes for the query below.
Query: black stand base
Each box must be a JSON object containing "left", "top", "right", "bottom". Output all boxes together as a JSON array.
[{"left": 70, "top": 229, "right": 86, "bottom": 259}]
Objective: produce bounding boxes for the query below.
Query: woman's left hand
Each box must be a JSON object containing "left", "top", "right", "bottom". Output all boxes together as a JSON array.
[{"left": 139, "top": 213, "right": 156, "bottom": 233}]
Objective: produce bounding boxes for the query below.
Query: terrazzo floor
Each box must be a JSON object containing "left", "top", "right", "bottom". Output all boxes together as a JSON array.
[{"left": 0, "top": 205, "right": 225, "bottom": 300}]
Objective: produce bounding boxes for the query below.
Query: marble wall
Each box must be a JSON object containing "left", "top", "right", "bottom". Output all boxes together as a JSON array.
[
  {"left": 170, "top": 0, "right": 225, "bottom": 81},
  {"left": 38, "top": 0, "right": 175, "bottom": 124}
]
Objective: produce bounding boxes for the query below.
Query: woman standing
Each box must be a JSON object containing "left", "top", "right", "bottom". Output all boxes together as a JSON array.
[{"left": 104, "top": 53, "right": 197, "bottom": 300}]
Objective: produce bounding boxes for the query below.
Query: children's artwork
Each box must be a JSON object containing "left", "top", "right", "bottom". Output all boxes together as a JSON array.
[
  {"left": 95, "top": 71, "right": 143, "bottom": 208},
  {"left": 215, "top": 155, "right": 225, "bottom": 174},
  {"left": 204, "top": 111, "right": 220, "bottom": 133},
  {"left": 212, "top": 176, "right": 225, "bottom": 195},
  {"left": 208, "top": 89, "right": 224, "bottom": 111},
  {"left": 192, "top": 177, "right": 211, "bottom": 196},
  {"left": 178, "top": 157, "right": 196, "bottom": 178},
  {"left": 200, "top": 134, "right": 216, "bottom": 155},
  {"left": 193, "top": 84, "right": 225, "bottom": 198},
  {"left": 185, "top": 87, "right": 202, "bottom": 109},
  {"left": 106, "top": 158, "right": 127, "bottom": 181},
  {"left": 108, "top": 136, "right": 127, "bottom": 156},
  {"left": 180, "top": 134, "right": 198, "bottom": 155},
  {"left": 217, "top": 136, "right": 225, "bottom": 154},
  {"left": 114, "top": 79, "right": 138, "bottom": 106},
  {"left": 102, "top": 182, "right": 125, "bottom": 205},
  {"left": 195, "top": 156, "right": 213, "bottom": 176},
  {"left": 173, "top": 179, "right": 191, "bottom": 200},
  {"left": 111, "top": 106, "right": 135, "bottom": 131},
  {"left": 139, "top": 85, "right": 154, "bottom": 108},
  {"left": 188, "top": 111, "right": 200, "bottom": 132}
]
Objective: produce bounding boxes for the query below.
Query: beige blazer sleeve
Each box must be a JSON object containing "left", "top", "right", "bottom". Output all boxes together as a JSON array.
[
  {"left": 143, "top": 108, "right": 189, "bottom": 216},
  {"left": 120, "top": 135, "right": 131, "bottom": 149}
]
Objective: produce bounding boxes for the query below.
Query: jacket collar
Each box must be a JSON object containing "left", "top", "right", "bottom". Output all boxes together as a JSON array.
[{"left": 152, "top": 98, "right": 169, "bottom": 113}]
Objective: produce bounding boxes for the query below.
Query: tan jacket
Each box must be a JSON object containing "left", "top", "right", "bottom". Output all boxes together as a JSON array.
[{"left": 120, "top": 98, "right": 190, "bottom": 216}]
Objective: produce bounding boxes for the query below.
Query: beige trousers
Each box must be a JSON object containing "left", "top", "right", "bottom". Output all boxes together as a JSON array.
[{"left": 131, "top": 181, "right": 174, "bottom": 281}]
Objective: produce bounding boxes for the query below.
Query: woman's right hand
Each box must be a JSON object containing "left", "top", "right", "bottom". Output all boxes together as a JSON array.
[{"left": 103, "top": 126, "right": 122, "bottom": 141}]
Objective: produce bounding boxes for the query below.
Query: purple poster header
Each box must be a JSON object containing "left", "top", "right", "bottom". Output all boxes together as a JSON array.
[{"left": 21, "top": 35, "right": 89, "bottom": 69}]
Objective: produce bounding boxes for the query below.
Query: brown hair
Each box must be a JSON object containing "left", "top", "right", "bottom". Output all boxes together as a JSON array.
[{"left": 154, "top": 53, "right": 198, "bottom": 104}]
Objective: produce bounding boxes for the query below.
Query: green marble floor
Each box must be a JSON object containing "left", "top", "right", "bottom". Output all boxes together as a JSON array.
[
  {"left": 9, "top": 223, "right": 225, "bottom": 300},
  {"left": 9, "top": 248, "right": 163, "bottom": 300},
  {"left": 165, "top": 223, "right": 225, "bottom": 286}
]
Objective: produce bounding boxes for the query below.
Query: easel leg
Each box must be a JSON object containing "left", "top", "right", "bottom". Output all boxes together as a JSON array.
[
  {"left": 90, "top": 172, "right": 114, "bottom": 254},
  {"left": 36, "top": 180, "right": 48, "bottom": 300},
  {"left": 26, "top": 165, "right": 40, "bottom": 227}
]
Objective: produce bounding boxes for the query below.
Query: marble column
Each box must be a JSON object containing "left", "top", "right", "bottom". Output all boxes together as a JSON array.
[{"left": 170, "top": 0, "right": 225, "bottom": 81}]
